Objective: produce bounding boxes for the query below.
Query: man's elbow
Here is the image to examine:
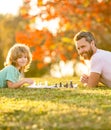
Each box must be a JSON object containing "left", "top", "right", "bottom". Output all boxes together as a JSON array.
[{"left": 87, "top": 82, "right": 98, "bottom": 88}]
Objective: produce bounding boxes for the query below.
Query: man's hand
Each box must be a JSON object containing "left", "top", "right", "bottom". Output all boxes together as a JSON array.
[
  {"left": 80, "top": 74, "right": 89, "bottom": 84},
  {"left": 80, "top": 72, "right": 100, "bottom": 87}
]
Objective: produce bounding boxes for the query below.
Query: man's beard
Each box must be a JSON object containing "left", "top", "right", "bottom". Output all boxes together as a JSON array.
[{"left": 80, "top": 48, "right": 93, "bottom": 60}]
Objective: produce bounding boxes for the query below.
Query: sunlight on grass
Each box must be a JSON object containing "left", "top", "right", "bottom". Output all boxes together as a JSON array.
[
  {"left": 0, "top": 96, "right": 104, "bottom": 129},
  {"left": 0, "top": 77, "right": 111, "bottom": 129}
]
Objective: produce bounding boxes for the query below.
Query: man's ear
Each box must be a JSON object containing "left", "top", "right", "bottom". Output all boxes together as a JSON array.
[{"left": 91, "top": 40, "right": 95, "bottom": 47}]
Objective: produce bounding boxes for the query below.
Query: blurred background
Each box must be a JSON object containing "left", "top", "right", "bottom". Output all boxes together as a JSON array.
[{"left": 0, "top": 0, "right": 111, "bottom": 78}]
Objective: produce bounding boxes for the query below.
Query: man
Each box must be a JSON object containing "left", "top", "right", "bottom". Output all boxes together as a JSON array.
[{"left": 74, "top": 30, "right": 111, "bottom": 87}]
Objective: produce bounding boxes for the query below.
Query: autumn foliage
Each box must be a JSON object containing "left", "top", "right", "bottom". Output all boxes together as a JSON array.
[{"left": 16, "top": 0, "right": 111, "bottom": 70}]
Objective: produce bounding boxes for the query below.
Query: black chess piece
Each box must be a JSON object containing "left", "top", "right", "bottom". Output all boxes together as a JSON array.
[
  {"left": 54, "top": 83, "right": 58, "bottom": 88},
  {"left": 59, "top": 82, "right": 62, "bottom": 87},
  {"left": 64, "top": 83, "right": 68, "bottom": 88},
  {"left": 70, "top": 81, "right": 73, "bottom": 88}
]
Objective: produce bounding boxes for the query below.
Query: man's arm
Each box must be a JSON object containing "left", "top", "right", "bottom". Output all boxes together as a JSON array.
[{"left": 80, "top": 72, "right": 100, "bottom": 87}]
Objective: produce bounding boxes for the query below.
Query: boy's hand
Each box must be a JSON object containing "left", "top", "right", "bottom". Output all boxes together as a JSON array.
[{"left": 23, "top": 78, "right": 34, "bottom": 85}]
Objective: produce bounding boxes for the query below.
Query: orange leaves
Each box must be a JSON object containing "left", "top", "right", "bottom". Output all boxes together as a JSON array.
[
  {"left": 20, "top": 7, "right": 29, "bottom": 18},
  {"left": 60, "top": 54, "right": 67, "bottom": 62},
  {"left": 16, "top": 32, "right": 29, "bottom": 45},
  {"left": 72, "top": 53, "right": 78, "bottom": 59},
  {"left": 37, "top": 62, "right": 44, "bottom": 69},
  {"left": 16, "top": 32, "right": 34, "bottom": 47},
  {"left": 67, "top": 45, "right": 74, "bottom": 51},
  {"left": 16, "top": 30, "right": 53, "bottom": 47},
  {"left": 37, "top": 0, "right": 43, "bottom": 6},
  {"left": 75, "top": 8, "right": 85, "bottom": 15},
  {"left": 16, "top": 29, "right": 55, "bottom": 69},
  {"left": 16, "top": 0, "right": 111, "bottom": 71},
  {"left": 32, "top": 46, "right": 43, "bottom": 61}
]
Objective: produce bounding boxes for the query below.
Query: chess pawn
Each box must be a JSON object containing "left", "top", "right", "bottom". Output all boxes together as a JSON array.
[
  {"left": 44, "top": 81, "right": 48, "bottom": 86},
  {"left": 70, "top": 81, "right": 73, "bottom": 88},
  {"left": 59, "top": 82, "right": 62, "bottom": 87},
  {"left": 38, "top": 82, "right": 42, "bottom": 86},
  {"left": 73, "top": 84, "right": 78, "bottom": 88},
  {"left": 54, "top": 83, "right": 58, "bottom": 88}
]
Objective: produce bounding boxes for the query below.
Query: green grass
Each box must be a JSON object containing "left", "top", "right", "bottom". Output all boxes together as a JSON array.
[{"left": 0, "top": 77, "right": 111, "bottom": 130}]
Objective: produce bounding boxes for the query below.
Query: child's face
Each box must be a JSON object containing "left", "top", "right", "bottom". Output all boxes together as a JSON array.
[{"left": 16, "top": 54, "right": 28, "bottom": 69}]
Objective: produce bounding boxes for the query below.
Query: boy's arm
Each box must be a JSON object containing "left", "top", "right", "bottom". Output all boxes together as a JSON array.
[{"left": 7, "top": 78, "right": 34, "bottom": 88}]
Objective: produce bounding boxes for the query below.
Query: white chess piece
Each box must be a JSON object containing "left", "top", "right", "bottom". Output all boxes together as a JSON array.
[
  {"left": 73, "top": 84, "right": 78, "bottom": 88},
  {"left": 44, "top": 81, "right": 48, "bottom": 86}
]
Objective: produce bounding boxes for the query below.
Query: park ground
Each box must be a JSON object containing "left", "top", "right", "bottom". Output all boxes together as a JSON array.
[{"left": 0, "top": 77, "right": 111, "bottom": 130}]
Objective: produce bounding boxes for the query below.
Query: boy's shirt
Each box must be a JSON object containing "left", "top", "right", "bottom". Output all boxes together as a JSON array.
[{"left": 0, "top": 65, "right": 21, "bottom": 88}]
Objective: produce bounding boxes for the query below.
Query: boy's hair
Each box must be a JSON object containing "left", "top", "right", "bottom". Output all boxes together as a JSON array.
[
  {"left": 74, "top": 30, "right": 96, "bottom": 44},
  {"left": 5, "top": 43, "right": 32, "bottom": 72}
]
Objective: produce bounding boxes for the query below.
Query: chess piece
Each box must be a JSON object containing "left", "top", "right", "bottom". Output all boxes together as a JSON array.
[
  {"left": 73, "top": 84, "right": 78, "bottom": 88},
  {"left": 64, "top": 83, "right": 68, "bottom": 88},
  {"left": 59, "top": 82, "right": 62, "bottom": 87},
  {"left": 38, "top": 82, "right": 42, "bottom": 86},
  {"left": 54, "top": 83, "right": 58, "bottom": 88},
  {"left": 44, "top": 81, "right": 48, "bottom": 86},
  {"left": 70, "top": 81, "right": 73, "bottom": 88}
]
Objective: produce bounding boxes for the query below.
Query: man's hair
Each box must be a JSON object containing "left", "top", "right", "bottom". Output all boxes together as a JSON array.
[{"left": 74, "top": 31, "right": 96, "bottom": 44}]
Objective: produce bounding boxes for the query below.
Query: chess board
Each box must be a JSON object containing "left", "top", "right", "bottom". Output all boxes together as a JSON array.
[
  {"left": 27, "top": 81, "right": 78, "bottom": 89},
  {"left": 27, "top": 84, "right": 56, "bottom": 89}
]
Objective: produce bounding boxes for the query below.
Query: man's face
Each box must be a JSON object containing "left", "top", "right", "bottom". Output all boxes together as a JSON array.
[{"left": 75, "top": 38, "right": 94, "bottom": 60}]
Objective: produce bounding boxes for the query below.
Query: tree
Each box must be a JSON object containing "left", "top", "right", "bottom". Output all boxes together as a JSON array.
[
  {"left": 0, "top": 14, "right": 27, "bottom": 69},
  {"left": 16, "top": 0, "right": 111, "bottom": 73}
]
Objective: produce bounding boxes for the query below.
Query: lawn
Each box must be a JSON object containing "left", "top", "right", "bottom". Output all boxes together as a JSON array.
[{"left": 0, "top": 77, "right": 111, "bottom": 130}]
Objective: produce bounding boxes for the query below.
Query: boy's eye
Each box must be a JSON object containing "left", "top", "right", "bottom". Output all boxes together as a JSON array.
[
  {"left": 18, "top": 55, "right": 27, "bottom": 58},
  {"left": 23, "top": 56, "right": 27, "bottom": 58}
]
